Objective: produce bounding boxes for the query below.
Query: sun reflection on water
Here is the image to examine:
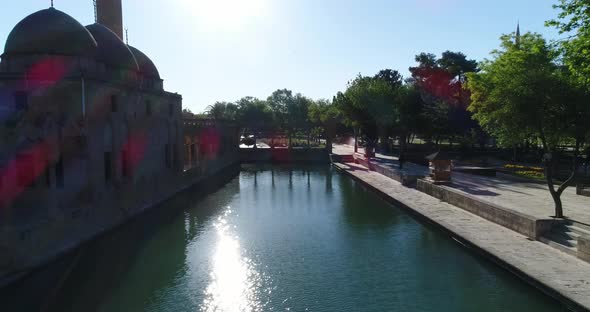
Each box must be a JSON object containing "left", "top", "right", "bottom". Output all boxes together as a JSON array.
[{"left": 201, "top": 209, "right": 265, "bottom": 312}]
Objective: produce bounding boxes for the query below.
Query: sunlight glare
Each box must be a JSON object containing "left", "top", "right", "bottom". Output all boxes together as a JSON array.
[
  {"left": 202, "top": 210, "right": 264, "bottom": 311},
  {"left": 182, "top": 0, "right": 268, "bottom": 32}
]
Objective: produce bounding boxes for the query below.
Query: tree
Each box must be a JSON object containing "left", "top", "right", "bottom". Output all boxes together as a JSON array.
[
  {"left": 547, "top": 0, "right": 590, "bottom": 146},
  {"left": 235, "top": 96, "right": 273, "bottom": 136},
  {"left": 267, "top": 89, "right": 293, "bottom": 131},
  {"left": 291, "top": 94, "right": 313, "bottom": 147},
  {"left": 393, "top": 83, "right": 424, "bottom": 149},
  {"left": 410, "top": 51, "right": 479, "bottom": 145},
  {"left": 374, "top": 69, "right": 404, "bottom": 151},
  {"left": 267, "top": 89, "right": 298, "bottom": 146},
  {"left": 340, "top": 75, "right": 396, "bottom": 156},
  {"left": 466, "top": 32, "right": 584, "bottom": 218},
  {"left": 374, "top": 69, "right": 403, "bottom": 89},
  {"left": 438, "top": 51, "right": 478, "bottom": 84},
  {"left": 206, "top": 102, "right": 238, "bottom": 120},
  {"left": 309, "top": 99, "right": 342, "bottom": 151}
]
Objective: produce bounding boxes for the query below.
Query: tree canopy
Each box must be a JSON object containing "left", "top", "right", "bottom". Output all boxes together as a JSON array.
[
  {"left": 340, "top": 75, "right": 397, "bottom": 148},
  {"left": 466, "top": 31, "right": 588, "bottom": 217},
  {"left": 467, "top": 33, "right": 561, "bottom": 148},
  {"left": 408, "top": 51, "right": 480, "bottom": 144},
  {"left": 308, "top": 99, "right": 341, "bottom": 150}
]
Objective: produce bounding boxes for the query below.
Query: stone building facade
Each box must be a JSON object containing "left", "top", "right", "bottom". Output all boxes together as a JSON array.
[{"left": 0, "top": 4, "right": 239, "bottom": 282}]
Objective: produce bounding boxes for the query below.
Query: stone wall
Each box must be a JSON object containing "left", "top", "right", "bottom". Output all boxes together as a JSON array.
[
  {"left": 577, "top": 184, "right": 590, "bottom": 197},
  {"left": 0, "top": 152, "right": 240, "bottom": 286},
  {"left": 0, "top": 116, "right": 239, "bottom": 286},
  {"left": 352, "top": 153, "right": 373, "bottom": 170},
  {"left": 579, "top": 236, "right": 590, "bottom": 262},
  {"left": 417, "top": 179, "right": 560, "bottom": 239},
  {"left": 372, "top": 163, "right": 420, "bottom": 186},
  {"left": 240, "top": 148, "right": 330, "bottom": 163}
]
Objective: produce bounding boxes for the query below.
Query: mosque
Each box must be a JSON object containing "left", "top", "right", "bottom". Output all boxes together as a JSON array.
[{"left": 0, "top": 1, "right": 239, "bottom": 282}]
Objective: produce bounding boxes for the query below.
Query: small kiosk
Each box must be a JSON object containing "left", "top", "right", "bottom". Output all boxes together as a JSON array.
[{"left": 425, "top": 151, "right": 453, "bottom": 183}]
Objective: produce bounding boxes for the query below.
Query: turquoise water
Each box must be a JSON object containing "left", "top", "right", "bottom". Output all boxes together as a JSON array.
[{"left": 1, "top": 166, "right": 566, "bottom": 311}]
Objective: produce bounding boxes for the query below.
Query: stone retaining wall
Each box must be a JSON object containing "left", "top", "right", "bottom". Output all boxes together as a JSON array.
[
  {"left": 350, "top": 154, "right": 422, "bottom": 186},
  {"left": 0, "top": 156, "right": 240, "bottom": 287},
  {"left": 241, "top": 148, "right": 330, "bottom": 163},
  {"left": 578, "top": 184, "right": 590, "bottom": 197},
  {"left": 352, "top": 153, "right": 373, "bottom": 170},
  {"left": 417, "top": 179, "right": 560, "bottom": 239},
  {"left": 372, "top": 163, "right": 418, "bottom": 186},
  {"left": 580, "top": 236, "right": 590, "bottom": 262}
]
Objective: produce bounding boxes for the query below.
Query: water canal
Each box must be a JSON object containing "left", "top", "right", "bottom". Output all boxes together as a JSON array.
[{"left": 1, "top": 165, "right": 566, "bottom": 311}]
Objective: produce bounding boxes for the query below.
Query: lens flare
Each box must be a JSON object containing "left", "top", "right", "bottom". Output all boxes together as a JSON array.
[
  {"left": 0, "top": 141, "right": 52, "bottom": 205},
  {"left": 199, "top": 127, "right": 220, "bottom": 159},
  {"left": 22, "top": 57, "right": 70, "bottom": 92},
  {"left": 119, "top": 131, "right": 148, "bottom": 175}
]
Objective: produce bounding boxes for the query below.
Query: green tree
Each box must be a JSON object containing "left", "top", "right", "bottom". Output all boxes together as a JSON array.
[
  {"left": 466, "top": 32, "right": 583, "bottom": 218},
  {"left": 266, "top": 89, "right": 314, "bottom": 148},
  {"left": 374, "top": 69, "right": 403, "bottom": 89},
  {"left": 438, "top": 51, "right": 479, "bottom": 83},
  {"left": 267, "top": 89, "right": 297, "bottom": 146},
  {"left": 206, "top": 101, "right": 238, "bottom": 120},
  {"left": 393, "top": 84, "right": 424, "bottom": 153},
  {"left": 235, "top": 97, "right": 273, "bottom": 145},
  {"left": 547, "top": 0, "right": 590, "bottom": 145},
  {"left": 267, "top": 89, "right": 293, "bottom": 130},
  {"left": 374, "top": 69, "right": 404, "bottom": 151},
  {"left": 309, "top": 99, "right": 342, "bottom": 151},
  {"left": 291, "top": 94, "right": 313, "bottom": 147},
  {"left": 410, "top": 51, "right": 479, "bottom": 145},
  {"left": 340, "top": 75, "right": 396, "bottom": 156}
]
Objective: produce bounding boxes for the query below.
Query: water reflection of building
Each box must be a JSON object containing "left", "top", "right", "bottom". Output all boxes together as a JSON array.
[{"left": 0, "top": 1, "right": 239, "bottom": 283}]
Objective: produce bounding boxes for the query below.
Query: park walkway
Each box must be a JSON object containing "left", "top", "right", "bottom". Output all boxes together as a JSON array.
[
  {"left": 332, "top": 160, "right": 590, "bottom": 311},
  {"left": 333, "top": 144, "right": 590, "bottom": 225}
]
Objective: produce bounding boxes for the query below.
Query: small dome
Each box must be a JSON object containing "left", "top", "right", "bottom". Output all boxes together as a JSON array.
[
  {"left": 128, "top": 46, "right": 160, "bottom": 79},
  {"left": 86, "top": 23, "right": 138, "bottom": 71},
  {"left": 3, "top": 8, "right": 97, "bottom": 57}
]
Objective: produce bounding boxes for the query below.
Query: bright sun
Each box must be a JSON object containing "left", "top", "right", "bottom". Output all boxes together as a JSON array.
[{"left": 183, "top": 0, "right": 268, "bottom": 31}]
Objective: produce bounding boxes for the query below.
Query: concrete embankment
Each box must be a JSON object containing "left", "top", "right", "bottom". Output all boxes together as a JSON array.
[{"left": 333, "top": 161, "right": 590, "bottom": 312}]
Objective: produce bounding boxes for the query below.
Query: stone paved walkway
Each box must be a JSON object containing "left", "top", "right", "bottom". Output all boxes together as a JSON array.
[
  {"left": 333, "top": 161, "right": 590, "bottom": 311},
  {"left": 333, "top": 144, "right": 590, "bottom": 225},
  {"left": 449, "top": 171, "right": 590, "bottom": 222}
]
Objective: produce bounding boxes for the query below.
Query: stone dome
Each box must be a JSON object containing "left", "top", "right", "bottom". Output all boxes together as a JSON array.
[
  {"left": 128, "top": 46, "right": 160, "bottom": 79},
  {"left": 3, "top": 7, "right": 97, "bottom": 57},
  {"left": 86, "top": 23, "right": 138, "bottom": 71}
]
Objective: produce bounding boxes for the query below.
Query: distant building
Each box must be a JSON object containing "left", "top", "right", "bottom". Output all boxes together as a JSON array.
[
  {"left": 0, "top": 1, "right": 239, "bottom": 280},
  {"left": 0, "top": 2, "right": 183, "bottom": 213},
  {"left": 515, "top": 21, "right": 521, "bottom": 46}
]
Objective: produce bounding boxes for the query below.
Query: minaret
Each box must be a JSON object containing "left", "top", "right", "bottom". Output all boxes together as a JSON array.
[
  {"left": 96, "top": 0, "right": 124, "bottom": 39},
  {"left": 514, "top": 21, "right": 520, "bottom": 47}
]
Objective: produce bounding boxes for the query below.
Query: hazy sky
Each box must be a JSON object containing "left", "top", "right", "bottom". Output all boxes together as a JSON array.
[{"left": 1, "top": 0, "right": 561, "bottom": 113}]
